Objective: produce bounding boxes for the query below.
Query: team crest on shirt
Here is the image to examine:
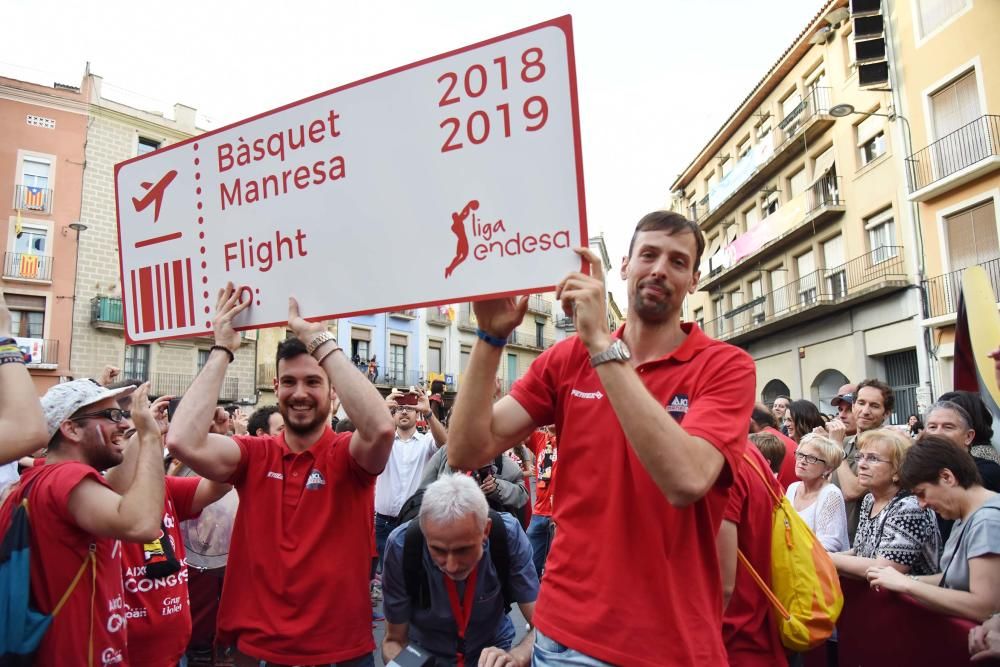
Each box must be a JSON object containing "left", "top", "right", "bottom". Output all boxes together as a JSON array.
[
  {"left": 305, "top": 469, "right": 326, "bottom": 490},
  {"left": 666, "top": 394, "right": 689, "bottom": 422}
]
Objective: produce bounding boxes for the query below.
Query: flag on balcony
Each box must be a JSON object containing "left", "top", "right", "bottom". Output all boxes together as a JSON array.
[
  {"left": 15, "top": 209, "right": 22, "bottom": 239},
  {"left": 23, "top": 187, "right": 44, "bottom": 210},
  {"left": 447, "top": 306, "right": 455, "bottom": 321},
  {"left": 18, "top": 254, "right": 39, "bottom": 279},
  {"left": 953, "top": 266, "right": 1000, "bottom": 424}
]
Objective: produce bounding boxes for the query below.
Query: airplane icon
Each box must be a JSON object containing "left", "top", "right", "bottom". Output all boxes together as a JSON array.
[{"left": 132, "top": 170, "right": 178, "bottom": 223}]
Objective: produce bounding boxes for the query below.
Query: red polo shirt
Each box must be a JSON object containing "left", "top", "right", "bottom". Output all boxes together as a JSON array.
[
  {"left": 723, "top": 445, "right": 788, "bottom": 667},
  {"left": 769, "top": 427, "right": 799, "bottom": 491},
  {"left": 510, "top": 322, "right": 755, "bottom": 666},
  {"left": 122, "top": 476, "right": 202, "bottom": 667},
  {"left": 0, "top": 462, "right": 129, "bottom": 666},
  {"left": 218, "top": 427, "right": 376, "bottom": 663},
  {"left": 530, "top": 430, "right": 557, "bottom": 517}
]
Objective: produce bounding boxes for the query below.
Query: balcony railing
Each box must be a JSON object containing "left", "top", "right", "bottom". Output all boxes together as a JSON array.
[
  {"left": 91, "top": 296, "right": 124, "bottom": 328},
  {"left": 507, "top": 330, "right": 555, "bottom": 350},
  {"left": 16, "top": 338, "right": 58, "bottom": 366},
  {"left": 554, "top": 315, "right": 576, "bottom": 330},
  {"left": 705, "top": 246, "right": 907, "bottom": 340},
  {"left": 906, "top": 115, "right": 1000, "bottom": 192},
  {"left": 777, "top": 86, "right": 832, "bottom": 145},
  {"left": 13, "top": 185, "right": 52, "bottom": 213},
  {"left": 152, "top": 372, "right": 240, "bottom": 402},
  {"left": 526, "top": 294, "right": 551, "bottom": 315},
  {"left": 3, "top": 252, "right": 52, "bottom": 281},
  {"left": 257, "top": 362, "right": 276, "bottom": 388},
  {"left": 389, "top": 309, "right": 418, "bottom": 319},
  {"left": 922, "top": 257, "right": 1000, "bottom": 319},
  {"left": 425, "top": 307, "right": 451, "bottom": 325}
]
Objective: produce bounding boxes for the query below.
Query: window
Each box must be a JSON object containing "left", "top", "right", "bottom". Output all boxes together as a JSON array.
[
  {"left": 737, "top": 136, "right": 751, "bottom": 159},
  {"left": 866, "top": 210, "right": 898, "bottom": 262},
  {"left": 917, "top": 0, "right": 970, "bottom": 38},
  {"left": 884, "top": 349, "right": 920, "bottom": 425},
  {"left": 720, "top": 156, "right": 732, "bottom": 177},
  {"left": 389, "top": 340, "right": 407, "bottom": 385},
  {"left": 350, "top": 327, "right": 371, "bottom": 364},
  {"left": 787, "top": 167, "right": 807, "bottom": 199},
  {"left": 807, "top": 69, "right": 828, "bottom": 96},
  {"left": 6, "top": 293, "right": 44, "bottom": 338},
  {"left": 771, "top": 266, "right": 789, "bottom": 313},
  {"left": 931, "top": 70, "right": 981, "bottom": 138},
  {"left": 780, "top": 89, "right": 804, "bottom": 136},
  {"left": 756, "top": 117, "right": 772, "bottom": 145},
  {"left": 427, "top": 340, "right": 443, "bottom": 375},
  {"left": 749, "top": 278, "right": 765, "bottom": 322},
  {"left": 761, "top": 190, "right": 780, "bottom": 218},
  {"left": 945, "top": 200, "right": 999, "bottom": 271},
  {"left": 21, "top": 158, "right": 50, "bottom": 190},
  {"left": 856, "top": 113, "right": 886, "bottom": 166},
  {"left": 823, "top": 235, "right": 847, "bottom": 298},
  {"left": 811, "top": 147, "right": 839, "bottom": 205},
  {"left": 694, "top": 307, "right": 704, "bottom": 330},
  {"left": 743, "top": 205, "right": 759, "bottom": 229},
  {"left": 18, "top": 157, "right": 51, "bottom": 212},
  {"left": 506, "top": 354, "right": 518, "bottom": 390},
  {"left": 535, "top": 321, "right": 545, "bottom": 348},
  {"left": 197, "top": 348, "right": 211, "bottom": 370},
  {"left": 796, "top": 251, "right": 817, "bottom": 304},
  {"left": 843, "top": 26, "right": 857, "bottom": 74},
  {"left": 712, "top": 297, "right": 724, "bottom": 337},
  {"left": 124, "top": 344, "right": 150, "bottom": 382},
  {"left": 459, "top": 344, "right": 471, "bottom": 377},
  {"left": 14, "top": 224, "right": 47, "bottom": 255},
  {"left": 729, "top": 290, "right": 744, "bottom": 314},
  {"left": 137, "top": 137, "right": 161, "bottom": 155}
]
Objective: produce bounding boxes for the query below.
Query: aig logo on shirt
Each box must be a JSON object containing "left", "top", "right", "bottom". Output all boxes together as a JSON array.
[
  {"left": 305, "top": 469, "right": 326, "bottom": 490},
  {"left": 666, "top": 394, "right": 689, "bottom": 422}
]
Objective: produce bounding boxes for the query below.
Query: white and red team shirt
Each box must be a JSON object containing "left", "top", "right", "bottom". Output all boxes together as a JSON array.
[
  {"left": 510, "top": 323, "right": 756, "bottom": 666},
  {"left": 0, "top": 462, "right": 129, "bottom": 666},
  {"left": 218, "top": 428, "right": 376, "bottom": 664},
  {"left": 121, "top": 476, "right": 201, "bottom": 667}
]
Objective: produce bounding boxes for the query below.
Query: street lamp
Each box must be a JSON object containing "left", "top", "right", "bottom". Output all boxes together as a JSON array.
[{"left": 828, "top": 103, "right": 916, "bottom": 189}]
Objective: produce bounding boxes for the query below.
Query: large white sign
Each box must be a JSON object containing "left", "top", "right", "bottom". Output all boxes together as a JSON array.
[{"left": 115, "top": 16, "right": 587, "bottom": 344}]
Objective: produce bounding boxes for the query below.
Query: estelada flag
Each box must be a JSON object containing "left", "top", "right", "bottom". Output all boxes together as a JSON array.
[{"left": 953, "top": 266, "right": 1000, "bottom": 426}]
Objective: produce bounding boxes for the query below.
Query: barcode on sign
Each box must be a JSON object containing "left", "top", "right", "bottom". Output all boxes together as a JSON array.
[{"left": 130, "top": 258, "right": 196, "bottom": 333}]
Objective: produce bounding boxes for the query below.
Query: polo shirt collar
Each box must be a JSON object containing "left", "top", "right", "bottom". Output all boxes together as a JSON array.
[
  {"left": 615, "top": 321, "right": 711, "bottom": 365},
  {"left": 279, "top": 425, "right": 336, "bottom": 458}
]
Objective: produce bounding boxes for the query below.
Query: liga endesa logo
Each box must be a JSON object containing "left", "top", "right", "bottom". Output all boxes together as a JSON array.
[{"left": 444, "top": 199, "right": 571, "bottom": 278}]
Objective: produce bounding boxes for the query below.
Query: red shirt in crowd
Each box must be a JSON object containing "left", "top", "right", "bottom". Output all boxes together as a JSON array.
[
  {"left": 510, "top": 323, "right": 755, "bottom": 666},
  {"left": 722, "top": 445, "right": 788, "bottom": 667},
  {"left": 0, "top": 462, "right": 129, "bottom": 666},
  {"left": 218, "top": 428, "right": 376, "bottom": 664},
  {"left": 529, "top": 430, "right": 557, "bottom": 517},
  {"left": 121, "top": 476, "right": 201, "bottom": 667},
  {"left": 769, "top": 426, "right": 799, "bottom": 491}
]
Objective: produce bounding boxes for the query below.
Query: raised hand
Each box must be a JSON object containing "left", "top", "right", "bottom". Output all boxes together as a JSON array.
[
  {"left": 287, "top": 296, "right": 328, "bottom": 343},
  {"left": 472, "top": 296, "right": 528, "bottom": 340},
  {"left": 556, "top": 247, "right": 610, "bottom": 354},
  {"left": 149, "top": 394, "right": 172, "bottom": 435},
  {"left": 97, "top": 365, "right": 121, "bottom": 387},
  {"left": 130, "top": 383, "right": 159, "bottom": 438},
  {"left": 213, "top": 283, "right": 251, "bottom": 353}
]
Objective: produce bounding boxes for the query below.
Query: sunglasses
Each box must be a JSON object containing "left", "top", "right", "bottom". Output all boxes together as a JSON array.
[
  {"left": 390, "top": 406, "right": 417, "bottom": 415},
  {"left": 71, "top": 408, "right": 130, "bottom": 424}
]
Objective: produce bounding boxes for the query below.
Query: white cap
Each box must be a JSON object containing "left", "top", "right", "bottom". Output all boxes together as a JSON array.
[{"left": 41, "top": 379, "right": 136, "bottom": 440}]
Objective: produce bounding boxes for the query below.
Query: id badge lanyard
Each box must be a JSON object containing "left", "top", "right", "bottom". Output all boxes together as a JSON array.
[{"left": 443, "top": 567, "right": 480, "bottom": 667}]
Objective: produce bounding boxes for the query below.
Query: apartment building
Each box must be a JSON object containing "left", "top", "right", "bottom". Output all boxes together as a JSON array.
[
  {"left": 70, "top": 70, "right": 256, "bottom": 402},
  {"left": 671, "top": 0, "right": 929, "bottom": 421},
  {"left": 887, "top": 0, "right": 999, "bottom": 393},
  {"left": 0, "top": 74, "right": 89, "bottom": 391}
]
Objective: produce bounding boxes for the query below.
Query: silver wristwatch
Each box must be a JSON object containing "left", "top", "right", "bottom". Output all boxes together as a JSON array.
[{"left": 589, "top": 339, "right": 631, "bottom": 367}]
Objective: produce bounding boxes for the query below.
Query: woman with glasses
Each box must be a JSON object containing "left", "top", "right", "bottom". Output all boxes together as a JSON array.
[
  {"left": 785, "top": 433, "right": 849, "bottom": 551},
  {"left": 831, "top": 428, "right": 941, "bottom": 578},
  {"left": 866, "top": 435, "right": 1000, "bottom": 622},
  {"left": 785, "top": 399, "right": 826, "bottom": 444}
]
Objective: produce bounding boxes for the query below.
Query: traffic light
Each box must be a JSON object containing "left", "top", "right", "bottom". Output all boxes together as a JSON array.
[{"left": 851, "top": 0, "right": 889, "bottom": 89}]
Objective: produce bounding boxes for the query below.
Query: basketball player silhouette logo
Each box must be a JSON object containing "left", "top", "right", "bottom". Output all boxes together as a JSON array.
[{"left": 445, "top": 199, "right": 479, "bottom": 278}]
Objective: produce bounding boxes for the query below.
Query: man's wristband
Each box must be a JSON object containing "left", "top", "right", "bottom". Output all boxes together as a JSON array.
[
  {"left": 210, "top": 345, "right": 235, "bottom": 363},
  {"left": 476, "top": 328, "right": 507, "bottom": 348}
]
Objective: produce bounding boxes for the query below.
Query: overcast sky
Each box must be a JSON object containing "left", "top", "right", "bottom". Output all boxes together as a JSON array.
[{"left": 2, "top": 0, "right": 822, "bottom": 302}]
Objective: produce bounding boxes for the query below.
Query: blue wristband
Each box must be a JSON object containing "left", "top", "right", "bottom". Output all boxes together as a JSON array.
[{"left": 476, "top": 328, "right": 507, "bottom": 348}]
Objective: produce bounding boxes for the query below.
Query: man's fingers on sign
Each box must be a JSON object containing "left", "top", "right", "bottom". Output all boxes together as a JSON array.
[
  {"left": 287, "top": 296, "right": 327, "bottom": 340},
  {"left": 477, "top": 647, "right": 516, "bottom": 667}
]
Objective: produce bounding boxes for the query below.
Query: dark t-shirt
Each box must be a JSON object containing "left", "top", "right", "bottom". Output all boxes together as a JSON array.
[{"left": 974, "top": 457, "right": 1000, "bottom": 493}]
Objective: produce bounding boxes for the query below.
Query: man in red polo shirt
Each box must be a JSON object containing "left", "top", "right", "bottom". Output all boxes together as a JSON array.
[
  {"left": 447, "top": 211, "right": 756, "bottom": 666},
  {"left": 165, "top": 285, "right": 396, "bottom": 666},
  {"left": 750, "top": 402, "right": 798, "bottom": 490}
]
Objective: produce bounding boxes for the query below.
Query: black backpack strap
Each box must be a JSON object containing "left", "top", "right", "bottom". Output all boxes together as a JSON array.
[
  {"left": 402, "top": 520, "right": 432, "bottom": 610},
  {"left": 487, "top": 510, "right": 513, "bottom": 613}
]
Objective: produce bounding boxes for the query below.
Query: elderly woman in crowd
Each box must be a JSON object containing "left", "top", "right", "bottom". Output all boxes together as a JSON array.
[
  {"left": 831, "top": 428, "right": 941, "bottom": 577},
  {"left": 784, "top": 399, "right": 827, "bottom": 445},
  {"left": 786, "top": 433, "right": 849, "bottom": 551},
  {"left": 866, "top": 435, "right": 1000, "bottom": 622}
]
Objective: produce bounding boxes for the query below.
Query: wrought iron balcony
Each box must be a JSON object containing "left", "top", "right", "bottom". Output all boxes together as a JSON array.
[
  {"left": 3, "top": 252, "right": 52, "bottom": 281},
  {"left": 91, "top": 296, "right": 124, "bottom": 328},
  {"left": 257, "top": 362, "right": 276, "bottom": 388},
  {"left": 554, "top": 315, "right": 576, "bottom": 331},
  {"left": 425, "top": 307, "right": 451, "bottom": 325},
  {"left": 389, "top": 309, "right": 418, "bottom": 319},
  {"left": 922, "top": 257, "right": 1000, "bottom": 319},
  {"left": 506, "top": 330, "right": 555, "bottom": 350},
  {"left": 13, "top": 185, "right": 52, "bottom": 213},
  {"left": 906, "top": 115, "right": 1000, "bottom": 194},
  {"left": 152, "top": 372, "right": 240, "bottom": 402},
  {"left": 526, "top": 294, "right": 551, "bottom": 315}
]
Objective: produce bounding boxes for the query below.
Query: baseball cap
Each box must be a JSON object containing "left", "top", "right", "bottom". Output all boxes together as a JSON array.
[
  {"left": 831, "top": 383, "right": 857, "bottom": 408},
  {"left": 41, "top": 379, "right": 137, "bottom": 440}
]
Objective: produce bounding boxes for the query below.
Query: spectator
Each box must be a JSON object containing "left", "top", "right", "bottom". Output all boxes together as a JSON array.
[
  {"left": 750, "top": 402, "right": 798, "bottom": 489},
  {"left": 786, "top": 399, "right": 826, "bottom": 444},
  {"left": 829, "top": 384, "right": 858, "bottom": 439},
  {"left": 417, "top": 445, "right": 528, "bottom": 522},
  {"left": 908, "top": 413, "right": 924, "bottom": 439},
  {"left": 831, "top": 428, "right": 940, "bottom": 578},
  {"left": 772, "top": 396, "right": 791, "bottom": 435},
  {"left": 786, "top": 433, "right": 849, "bottom": 552},
  {"left": 718, "top": 445, "right": 788, "bottom": 667},
  {"left": 164, "top": 286, "right": 395, "bottom": 666},
  {"left": 749, "top": 431, "right": 785, "bottom": 477},
  {"left": 0, "top": 291, "right": 49, "bottom": 468},
  {"left": 381, "top": 474, "right": 538, "bottom": 666},
  {"left": 0, "top": 381, "right": 164, "bottom": 666},
  {"left": 938, "top": 391, "right": 1000, "bottom": 492},
  {"left": 246, "top": 404, "right": 284, "bottom": 437},
  {"left": 867, "top": 435, "right": 1000, "bottom": 622},
  {"left": 526, "top": 426, "right": 558, "bottom": 578}
]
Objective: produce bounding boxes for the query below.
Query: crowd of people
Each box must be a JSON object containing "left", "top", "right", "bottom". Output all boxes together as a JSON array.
[{"left": 2, "top": 210, "right": 1000, "bottom": 666}]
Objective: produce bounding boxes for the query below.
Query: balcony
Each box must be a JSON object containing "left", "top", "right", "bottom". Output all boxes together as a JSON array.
[
  {"left": 695, "top": 86, "right": 834, "bottom": 228},
  {"left": 699, "top": 176, "right": 846, "bottom": 292},
  {"left": 91, "top": 296, "right": 124, "bottom": 329},
  {"left": 13, "top": 185, "right": 52, "bottom": 214},
  {"left": 922, "top": 257, "right": 1000, "bottom": 320},
  {"left": 152, "top": 372, "right": 240, "bottom": 402},
  {"left": 257, "top": 362, "right": 275, "bottom": 389},
  {"left": 554, "top": 315, "right": 576, "bottom": 331},
  {"left": 506, "top": 330, "right": 555, "bottom": 350},
  {"left": 3, "top": 252, "right": 52, "bottom": 282},
  {"left": 526, "top": 294, "right": 551, "bottom": 315},
  {"left": 907, "top": 115, "right": 1000, "bottom": 202},
  {"left": 704, "top": 246, "right": 909, "bottom": 345},
  {"left": 16, "top": 338, "right": 58, "bottom": 368},
  {"left": 389, "top": 309, "right": 418, "bottom": 319},
  {"left": 425, "top": 307, "right": 451, "bottom": 326}
]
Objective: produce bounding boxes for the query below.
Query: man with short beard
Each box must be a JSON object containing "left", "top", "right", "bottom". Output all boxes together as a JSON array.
[
  {"left": 447, "top": 211, "right": 756, "bottom": 666},
  {"left": 165, "top": 285, "right": 396, "bottom": 666}
]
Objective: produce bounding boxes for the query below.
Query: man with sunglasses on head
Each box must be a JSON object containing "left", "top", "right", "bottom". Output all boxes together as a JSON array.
[{"left": 0, "top": 379, "right": 166, "bottom": 666}]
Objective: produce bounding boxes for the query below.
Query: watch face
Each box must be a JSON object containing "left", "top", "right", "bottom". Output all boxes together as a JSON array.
[{"left": 615, "top": 340, "right": 631, "bottom": 360}]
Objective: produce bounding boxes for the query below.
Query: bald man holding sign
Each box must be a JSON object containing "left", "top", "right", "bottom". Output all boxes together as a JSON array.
[{"left": 447, "top": 211, "right": 756, "bottom": 666}]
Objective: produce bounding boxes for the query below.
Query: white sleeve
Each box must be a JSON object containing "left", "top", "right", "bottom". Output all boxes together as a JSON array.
[{"left": 814, "top": 484, "right": 850, "bottom": 552}]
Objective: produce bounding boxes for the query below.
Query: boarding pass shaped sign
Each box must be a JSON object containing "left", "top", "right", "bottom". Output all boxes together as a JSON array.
[{"left": 115, "top": 16, "right": 587, "bottom": 344}]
